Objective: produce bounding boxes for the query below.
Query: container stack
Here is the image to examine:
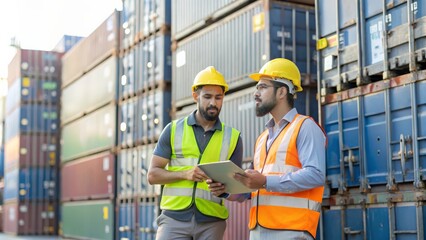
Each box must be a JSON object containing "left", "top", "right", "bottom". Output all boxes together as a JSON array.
[
  {"left": 3, "top": 49, "right": 63, "bottom": 235},
  {"left": 115, "top": 1, "right": 171, "bottom": 239},
  {"left": 59, "top": 12, "right": 119, "bottom": 240},
  {"left": 316, "top": 0, "right": 426, "bottom": 239},
  {"left": 171, "top": 0, "right": 316, "bottom": 238}
]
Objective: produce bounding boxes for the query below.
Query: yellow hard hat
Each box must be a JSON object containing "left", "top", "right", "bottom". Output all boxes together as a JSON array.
[
  {"left": 192, "top": 66, "right": 229, "bottom": 93},
  {"left": 249, "top": 58, "right": 302, "bottom": 93}
]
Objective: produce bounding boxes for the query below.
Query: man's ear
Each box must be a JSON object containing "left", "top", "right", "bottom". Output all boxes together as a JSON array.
[
  {"left": 279, "top": 86, "right": 287, "bottom": 99},
  {"left": 192, "top": 91, "right": 199, "bottom": 103}
]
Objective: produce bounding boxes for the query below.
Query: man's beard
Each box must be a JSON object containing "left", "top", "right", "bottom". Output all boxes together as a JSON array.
[
  {"left": 255, "top": 98, "right": 276, "bottom": 117},
  {"left": 199, "top": 105, "right": 220, "bottom": 121}
]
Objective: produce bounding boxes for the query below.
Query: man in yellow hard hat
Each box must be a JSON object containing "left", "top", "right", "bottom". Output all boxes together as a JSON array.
[
  {"left": 148, "top": 66, "right": 243, "bottom": 239},
  {"left": 208, "top": 58, "right": 326, "bottom": 239}
]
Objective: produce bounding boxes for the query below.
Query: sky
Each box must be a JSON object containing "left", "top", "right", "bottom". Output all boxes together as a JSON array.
[{"left": 0, "top": 0, "right": 121, "bottom": 83}]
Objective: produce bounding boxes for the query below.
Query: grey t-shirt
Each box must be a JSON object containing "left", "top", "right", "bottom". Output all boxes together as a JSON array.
[{"left": 153, "top": 110, "right": 243, "bottom": 222}]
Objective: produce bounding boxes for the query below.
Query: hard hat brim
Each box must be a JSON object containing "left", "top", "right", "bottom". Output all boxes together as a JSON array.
[{"left": 249, "top": 73, "right": 268, "bottom": 81}]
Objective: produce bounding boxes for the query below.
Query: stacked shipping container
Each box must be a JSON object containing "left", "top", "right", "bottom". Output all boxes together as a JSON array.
[
  {"left": 59, "top": 12, "right": 119, "bottom": 240},
  {"left": 317, "top": 0, "right": 426, "bottom": 239},
  {"left": 116, "top": 1, "right": 171, "bottom": 239},
  {"left": 171, "top": 0, "right": 317, "bottom": 238},
  {"left": 3, "top": 49, "right": 62, "bottom": 235}
]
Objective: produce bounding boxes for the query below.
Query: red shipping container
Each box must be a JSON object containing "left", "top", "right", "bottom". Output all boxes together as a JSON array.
[
  {"left": 223, "top": 200, "right": 251, "bottom": 240},
  {"left": 4, "top": 134, "right": 57, "bottom": 171},
  {"left": 3, "top": 201, "right": 57, "bottom": 235},
  {"left": 61, "top": 152, "right": 115, "bottom": 201}
]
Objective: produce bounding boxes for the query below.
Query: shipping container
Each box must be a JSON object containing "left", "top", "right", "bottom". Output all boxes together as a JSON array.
[
  {"left": 61, "top": 11, "right": 119, "bottom": 87},
  {"left": 119, "top": 89, "right": 171, "bottom": 147},
  {"left": 52, "top": 35, "right": 83, "bottom": 53},
  {"left": 174, "top": 86, "right": 318, "bottom": 161},
  {"left": 319, "top": 189, "right": 426, "bottom": 240},
  {"left": 119, "top": 34, "right": 171, "bottom": 99},
  {"left": 3, "top": 201, "right": 57, "bottom": 235},
  {"left": 316, "top": 0, "right": 426, "bottom": 94},
  {"left": 223, "top": 200, "right": 251, "bottom": 240},
  {"left": 322, "top": 76, "right": 426, "bottom": 193},
  {"left": 117, "top": 198, "right": 136, "bottom": 240},
  {"left": 7, "top": 49, "right": 62, "bottom": 87},
  {"left": 3, "top": 167, "right": 57, "bottom": 201},
  {"left": 118, "top": 144, "right": 161, "bottom": 198},
  {"left": 4, "top": 134, "right": 57, "bottom": 170},
  {"left": 5, "top": 104, "right": 58, "bottom": 142},
  {"left": 0, "top": 146, "right": 4, "bottom": 178},
  {"left": 120, "top": 0, "right": 171, "bottom": 49},
  {"left": 61, "top": 200, "right": 114, "bottom": 240},
  {"left": 61, "top": 152, "right": 115, "bottom": 201},
  {"left": 173, "top": 0, "right": 316, "bottom": 108},
  {"left": 61, "top": 56, "right": 118, "bottom": 124},
  {"left": 137, "top": 196, "right": 159, "bottom": 240},
  {"left": 61, "top": 104, "right": 116, "bottom": 162},
  {"left": 6, "top": 77, "right": 59, "bottom": 114},
  {"left": 171, "top": 0, "right": 253, "bottom": 40}
]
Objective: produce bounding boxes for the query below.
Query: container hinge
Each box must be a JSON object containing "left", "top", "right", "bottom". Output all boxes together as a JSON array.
[{"left": 344, "top": 149, "right": 357, "bottom": 181}]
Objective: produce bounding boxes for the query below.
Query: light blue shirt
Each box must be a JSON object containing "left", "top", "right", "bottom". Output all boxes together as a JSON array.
[{"left": 264, "top": 108, "right": 326, "bottom": 193}]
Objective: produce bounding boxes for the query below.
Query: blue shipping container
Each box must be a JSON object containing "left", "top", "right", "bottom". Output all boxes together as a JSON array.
[{"left": 118, "top": 199, "right": 135, "bottom": 240}]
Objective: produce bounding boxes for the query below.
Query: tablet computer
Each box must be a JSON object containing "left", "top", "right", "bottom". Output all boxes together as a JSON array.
[{"left": 198, "top": 160, "right": 255, "bottom": 194}]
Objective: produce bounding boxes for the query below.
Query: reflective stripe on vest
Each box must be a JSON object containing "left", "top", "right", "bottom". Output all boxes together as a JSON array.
[
  {"left": 161, "top": 116, "right": 240, "bottom": 219},
  {"left": 250, "top": 114, "right": 324, "bottom": 237}
]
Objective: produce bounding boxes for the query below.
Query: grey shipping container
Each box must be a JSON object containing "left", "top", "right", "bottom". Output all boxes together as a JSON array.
[
  {"left": 61, "top": 56, "right": 117, "bottom": 124},
  {"left": 171, "top": 0, "right": 253, "bottom": 40},
  {"left": 321, "top": 74, "right": 426, "bottom": 194},
  {"left": 61, "top": 104, "right": 116, "bottom": 162},
  {"left": 172, "top": 0, "right": 316, "bottom": 108},
  {"left": 175, "top": 86, "right": 318, "bottom": 161},
  {"left": 61, "top": 11, "right": 119, "bottom": 87},
  {"left": 119, "top": 33, "right": 171, "bottom": 100},
  {"left": 316, "top": 0, "right": 426, "bottom": 95},
  {"left": 61, "top": 151, "right": 115, "bottom": 201},
  {"left": 120, "top": 0, "right": 171, "bottom": 49}
]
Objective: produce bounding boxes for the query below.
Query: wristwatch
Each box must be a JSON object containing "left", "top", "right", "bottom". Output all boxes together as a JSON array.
[{"left": 218, "top": 192, "right": 230, "bottom": 199}]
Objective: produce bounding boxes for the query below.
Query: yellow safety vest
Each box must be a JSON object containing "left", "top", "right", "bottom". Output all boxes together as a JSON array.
[
  {"left": 249, "top": 114, "right": 324, "bottom": 237},
  {"left": 160, "top": 116, "right": 240, "bottom": 219}
]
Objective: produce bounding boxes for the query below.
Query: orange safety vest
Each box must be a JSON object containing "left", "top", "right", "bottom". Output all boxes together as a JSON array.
[{"left": 249, "top": 114, "right": 324, "bottom": 238}]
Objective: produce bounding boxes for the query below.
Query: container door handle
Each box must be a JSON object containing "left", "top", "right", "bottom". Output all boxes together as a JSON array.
[
  {"left": 344, "top": 227, "right": 362, "bottom": 235},
  {"left": 344, "top": 150, "right": 356, "bottom": 181},
  {"left": 399, "top": 134, "right": 406, "bottom": 177}
]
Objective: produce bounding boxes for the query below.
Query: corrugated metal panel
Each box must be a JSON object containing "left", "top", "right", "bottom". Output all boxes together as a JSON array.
[
  {"left": 119, "top": 90, "right": 171, "bottom": 147},
  {"left": 6, "top": 77, "right": 59, "bottom": 115},
  {"left": 4, "top": 134, "right": 57, "bottom": 170},
  {"left": 0, "top": 145, "right": 4, "bottom": 178},
  {"left": 118, "top": 144, "right": 160, "bottom": 198},
  {"left": 5, "top": 104, "right": 58, "bottom": 142},
  {"left": 317, "top": 0, "right": 426, "bottom": 95},
  {"left": 61, "top": 152, "right": 115, "bottom": 201},
  {"left": 320, "top": 200, "right": 425, "bottom": 240},
  {"left": 120, "top": 0, "right": 171, "bottom": 49},
  {"left": 171, "top": 0, "right": 253, "bottom": 40},
  {"left": 137, "top": 196, "right": 159, "bottom": 239},
  {"left": 117, "top": 198, "right": 136, "bottom": 240},
  {"left": 3, "top": 201, "right": 57, "bottom": 235},
  {"left": 61, "top": 104, "right": 116, "bottom": 162},
  {"left": 119, "top": 34, "right": 171, "bottom": 99},
  {"left": 7, "top": 49, "right": 62, "bottom": 86},
  {"left": 61, "top": 56, "right": 117, "bottom": 124},
  {"left": 61, "top": 200, "right": 114, "bottom": 240},
  {"left": 173, "top": 0, "right": 316, "bottom": 107},
  {"left": 4, "top": 167, "right": 57, "bottom": 201},
  {"left": 61, "top": 12, "right": 119, "bottom": 87},
  {"left": 223, "top": 200, "right": 251, "bottom": 240},
  {"left": 322, "top": 79, "right": 426, "bottom": 192}
]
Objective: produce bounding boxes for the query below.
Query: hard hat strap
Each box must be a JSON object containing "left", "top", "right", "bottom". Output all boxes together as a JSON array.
[{"left": 261, "top": 77, "right": 295, "bottom": 94}]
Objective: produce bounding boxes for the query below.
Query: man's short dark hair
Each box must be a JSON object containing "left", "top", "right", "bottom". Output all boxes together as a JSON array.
[{"left": 271, "top": 81, "right": 294, "bottom": 108}]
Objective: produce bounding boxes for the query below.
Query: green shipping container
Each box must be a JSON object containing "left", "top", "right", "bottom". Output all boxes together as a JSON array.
[
  {"left": 61, "top": 104, "right": 116, "bottom": 162},
  {"left": 61, "top": 200, "right": 114, "bottom": 240}
]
